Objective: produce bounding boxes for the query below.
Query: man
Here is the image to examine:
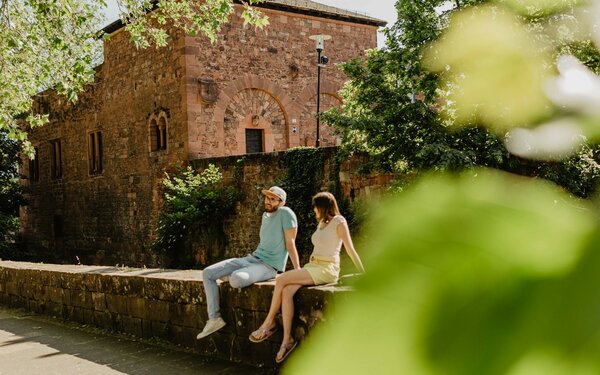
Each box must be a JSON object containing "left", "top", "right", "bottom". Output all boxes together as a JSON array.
[{"left": 197, "top": 186, "right": 300, "bottom": 339}]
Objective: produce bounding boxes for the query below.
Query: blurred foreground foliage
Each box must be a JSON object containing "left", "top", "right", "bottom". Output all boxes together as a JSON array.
[
  {"left": 285, "top": 169, "right": 600, "bottom": 375},
  {"left": 324, "top": 0, "right": 600, "bottom": 198},
  {"left": 292, "top": 0, "right": 600, "bottom": 373}
]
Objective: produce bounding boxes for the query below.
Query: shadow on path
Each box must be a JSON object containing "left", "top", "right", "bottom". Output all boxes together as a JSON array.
[{"left": 0, "top": 307, "right": 274, "bottom": 375}]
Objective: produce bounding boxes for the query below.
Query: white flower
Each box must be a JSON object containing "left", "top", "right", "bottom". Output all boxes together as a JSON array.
[
  {"left": 505, "top": 119, "right": 584, "bottom": 160},
  {"left": 544, "top": 55, "right": 600, "bottom": 114}
]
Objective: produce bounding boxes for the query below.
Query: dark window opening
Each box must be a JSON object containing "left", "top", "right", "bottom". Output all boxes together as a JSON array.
[
  {"left": 89, "top": 131, "right": 103, "bottom": 175},
  {"left": 245, "top": 129, "right": 264, "bottom": 154},
  {"left": 50, "top": 140, "right": 62, "bottom": 179},
  {"left": 150, "top": 117, "right": 167, "bottom": 152}
]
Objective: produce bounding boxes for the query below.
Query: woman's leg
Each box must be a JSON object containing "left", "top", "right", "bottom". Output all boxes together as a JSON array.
[
  {"left": 281, "top": 284, "right": 302, "bottom": 344},
  {"left": 252, "top": 269, "right": 313, "bottom": 338}
]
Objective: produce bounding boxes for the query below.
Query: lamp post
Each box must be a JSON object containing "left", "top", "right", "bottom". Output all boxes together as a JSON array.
[{"left": 309, "top": 34, "right": 330, "bottom": 147}]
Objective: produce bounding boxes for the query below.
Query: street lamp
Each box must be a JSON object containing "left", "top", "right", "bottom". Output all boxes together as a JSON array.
[{"left": 309, "top": 34, "right": 331, "bottom": 147}]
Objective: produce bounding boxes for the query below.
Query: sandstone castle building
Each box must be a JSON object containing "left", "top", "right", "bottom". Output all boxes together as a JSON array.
[{"left": 21, "top": 0, "right": 384, "bottom": 265}]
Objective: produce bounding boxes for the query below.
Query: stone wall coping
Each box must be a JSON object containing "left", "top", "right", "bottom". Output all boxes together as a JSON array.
[{"left": 0, "top": 260, "right": 353, "bottom": 291}]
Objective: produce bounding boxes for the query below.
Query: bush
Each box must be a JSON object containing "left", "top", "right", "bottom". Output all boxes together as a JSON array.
[{"left": 152, "top": 164, "right": 240, "bottom": 268}]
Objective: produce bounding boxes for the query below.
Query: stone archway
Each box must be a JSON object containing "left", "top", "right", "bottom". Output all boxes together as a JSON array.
[
  {"left": 212, "top": 75, "right": 293, "bottom": 156},
  {"left": 223, "top": 88, "right": 287, "bottom": 154}
]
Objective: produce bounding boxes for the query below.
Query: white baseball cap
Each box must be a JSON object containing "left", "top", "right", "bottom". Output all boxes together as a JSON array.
[{"left": 262, "top": 186, "right": 287, "bottom": 202}]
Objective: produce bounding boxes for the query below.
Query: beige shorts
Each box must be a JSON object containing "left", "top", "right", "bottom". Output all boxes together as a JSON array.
[{"left": 303, "top": 255, "right": 340, "bottom": 285}]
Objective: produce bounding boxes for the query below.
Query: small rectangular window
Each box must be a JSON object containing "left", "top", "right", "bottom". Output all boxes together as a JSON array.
[
  {"left": 50, "top": 140, "right": 62, "bottom": 179},
  {"left": 88, "top": 130, "right": 103, "bottom": 175},
  {"left": 245, "top": 129, "right": 263, "bottom": 154},
  {"left": 29, "top": 147, "right": 40, "bottom": 182}
]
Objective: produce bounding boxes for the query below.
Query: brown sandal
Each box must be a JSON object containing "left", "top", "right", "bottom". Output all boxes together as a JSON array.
[
  {"left": 249, "top": 326, "right": 277, "bottom": 343},
  {"left": 275, "top": 340, "right": 297, "bottom": 363}
]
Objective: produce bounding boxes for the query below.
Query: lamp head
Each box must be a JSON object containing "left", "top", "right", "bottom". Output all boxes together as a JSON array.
[{"left": 309, "top": 34, "right": 331, "bottom": 52}]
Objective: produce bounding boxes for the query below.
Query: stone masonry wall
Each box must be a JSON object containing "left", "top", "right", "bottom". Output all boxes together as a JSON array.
[
  {"left": 191, "top": 148, "right": 396, "bottom": 264},
  {"left": 185, "top": 5, "right": 379, "bottom": 158},
  {"left": 22, "top": 25, "right": 189, "bottom": 266},
  {"left": 0, "top": 260, "right": 352, "bottom": 368}
]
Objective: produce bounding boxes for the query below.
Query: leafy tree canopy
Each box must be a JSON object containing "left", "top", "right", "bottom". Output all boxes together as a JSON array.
[
  {"left": 325, "top": 0, "right": 600, "bottom": 197},
  {"left": 0, "top": 131, "right": 25, "bottom": 252},
  {"left": 0, "top": 0, "right": 267, "bottom": 157}
]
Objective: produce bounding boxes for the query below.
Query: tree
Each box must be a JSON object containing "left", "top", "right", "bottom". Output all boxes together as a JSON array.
[
  {"left": 0, "top": 132, "right": 25, "bottom": 253},
  {"left": 0, "top": 0, "right": 267, "bottom": 157},
  {"left": 325, "top": 0, "right": 600, "bottom": 197}
]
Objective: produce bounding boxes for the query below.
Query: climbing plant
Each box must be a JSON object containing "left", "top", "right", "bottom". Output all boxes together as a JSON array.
[
  {"left": 152, "top": 164, "right": 240, "bottom": 268},
  {"left": 279, "top": 147, "right": 326, "bottom": 260}
]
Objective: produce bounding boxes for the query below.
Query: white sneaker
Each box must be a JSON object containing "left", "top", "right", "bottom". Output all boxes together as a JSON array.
[{"left": 196, "top": 317, "right": 226, "bottom": 339}]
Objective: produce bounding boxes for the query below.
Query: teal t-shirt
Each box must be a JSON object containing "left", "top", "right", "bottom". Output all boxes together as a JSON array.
[{"left": 252, "top": 206, "right": 297, "bottom": 272}]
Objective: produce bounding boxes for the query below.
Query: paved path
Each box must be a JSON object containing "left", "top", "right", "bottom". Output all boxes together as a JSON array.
[{"left": 0, "top": 307, "right": 273, "bottom": 375}]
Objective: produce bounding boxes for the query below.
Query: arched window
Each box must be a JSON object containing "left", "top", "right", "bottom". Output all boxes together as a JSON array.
[
  {"left": 149, "top": 112, "right": 168, "bottom": 153},
  {"left": 158, "top": 116, "right": 167, "bottom": 151}
]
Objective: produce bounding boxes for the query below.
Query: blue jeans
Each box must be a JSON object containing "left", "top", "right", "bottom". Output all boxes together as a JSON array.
[{"left": 202, "top": 255, "right": 277, "bottom": 320}]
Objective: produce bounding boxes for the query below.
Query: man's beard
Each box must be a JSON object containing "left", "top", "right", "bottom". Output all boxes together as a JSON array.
[{"left": 264, "top": 203, "right": 279, "bottom": 213}]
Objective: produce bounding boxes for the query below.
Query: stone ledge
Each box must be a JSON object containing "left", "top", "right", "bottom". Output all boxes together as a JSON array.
[{"left": 0, "top": 260, "right": 352, "bottom": 368}]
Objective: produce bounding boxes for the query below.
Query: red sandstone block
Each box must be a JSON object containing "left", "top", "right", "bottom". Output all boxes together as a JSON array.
[
  {"left": 121, "top": 315, "right": 143, "bottom": 337},
  {"left": 60, "top": 273, "right": 85, "bottom": 290},
  {"left": 83, "top": 308, "right": 95, "bottom": 324},
  {"left": 105, "top": 294, "right": 128, "bottom": 315},
  {"left": 145, "top": 299, "right": 170, "bottom": 322},
  {"left": 143, "top": 277, "right": 166, "bottom": 300},
  {"left": 71, "top": 306, "right": 85, "bottom": 324},
  {"left": 127, "top": 297, "right": 145, "bottom": 318},
  {"left": 122, "top": 276, "right": 144, "bottom": 297},
  {"left": 94, "top": 310, "right": 113, "bottom": 330},
  {"left": 169, "top": 303, "right": 202, "bottom": 328},
  {"left": 178, "top": 281, "right": 204, "bottom": 305},
  {"left": 84, "top": 274, "right": 100, "bottom": 292},
  {"left": 5, "top": 281, "right": 19, "bottom": 296},
  {"left": 70, "top": 290, "right": 93, "bottom": 309},
  {"left": 92, "top": 292, "right": 107, "bottom": 311}
]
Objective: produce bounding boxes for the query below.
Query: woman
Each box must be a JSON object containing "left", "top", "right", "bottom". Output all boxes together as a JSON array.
[{"left": 249, "top": 191, "right": 365, "bottom": 363}]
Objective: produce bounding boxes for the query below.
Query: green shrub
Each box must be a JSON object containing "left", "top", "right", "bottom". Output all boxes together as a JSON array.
[{"left": 152, "top": 164, "right": 240, "bottom": 268}]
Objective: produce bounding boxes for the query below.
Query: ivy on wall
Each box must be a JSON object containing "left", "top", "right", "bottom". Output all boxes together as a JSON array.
[
  {"left": 152, "top": 164, "right": 240, "bottom": 268},
  {"left": 279, "top": 147, "right": 326, "bottom": 260}
]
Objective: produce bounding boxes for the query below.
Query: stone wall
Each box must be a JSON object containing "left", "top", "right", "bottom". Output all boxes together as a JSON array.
[
  {"left": 0, "top": 260, "right": 351, "bottom": 368},
  {"left": 185, "top": 4, "right": 379, "bottom": 158},
  {"left": 21, "top": 24, "right": 189, "bottom": 266},
  {"left": 190, "top": 148, "right": 396, "bottom": 265}
]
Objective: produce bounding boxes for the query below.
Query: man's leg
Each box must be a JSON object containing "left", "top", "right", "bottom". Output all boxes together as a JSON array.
[
  {"left": 229, "top": 259, "right": 277, "bottom": 289},
  {"left": 198, "top": 257, "right": 250, "bottom": 339},
  {"left": 202, "top": 257, "right": 250, "bottom": 319}
]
